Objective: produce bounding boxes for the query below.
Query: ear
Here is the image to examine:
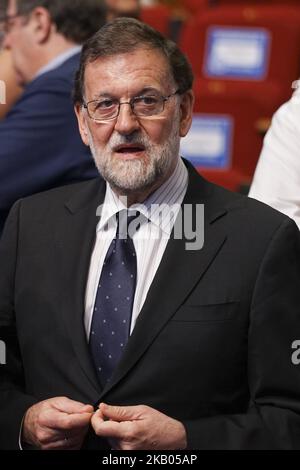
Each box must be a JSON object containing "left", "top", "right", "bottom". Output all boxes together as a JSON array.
[
  {"left": 74, "top": 103, "right": 90, "bottom": 147},
  {"left": 29, "top": 7, "right": 53, "bottom": 44},
  {"left": 179, "top": 90, "right": 194, "bottom": 138}
]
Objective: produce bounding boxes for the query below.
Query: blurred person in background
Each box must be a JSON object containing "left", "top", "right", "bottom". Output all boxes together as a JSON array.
[
  {"left": 0, "top": 50, "right": 22, "bottom": 119},
  {"left": 0, "top": 0, "right": 106, "bottom": 234},
  {"left": 249, "top": 83, "right": 300, "bottom": 229},
  {"left": 0, "top": 0, "right": 22, "bottom": 118}
]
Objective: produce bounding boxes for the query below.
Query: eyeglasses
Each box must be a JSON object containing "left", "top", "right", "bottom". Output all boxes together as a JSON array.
[
  {"left": 83, "top": 89, "right": 181, "bottom": 122},
  {"left": 0, "top": 8, "right": 33, "bottom": 36},
  {"left": 0, "top": 14, "right": 22, "bottom": 34}
]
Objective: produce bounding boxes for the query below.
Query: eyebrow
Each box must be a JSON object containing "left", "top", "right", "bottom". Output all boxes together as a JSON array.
[{"left": 92, "top": 87, "right": 163, "bottom": 101}]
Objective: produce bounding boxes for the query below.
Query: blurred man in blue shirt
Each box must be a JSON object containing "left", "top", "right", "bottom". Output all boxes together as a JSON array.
[{"left": 0, "top": 0, "right": 106, "bottom": 233}]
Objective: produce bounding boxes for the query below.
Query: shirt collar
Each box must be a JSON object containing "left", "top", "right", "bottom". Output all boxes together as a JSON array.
[
  {"left": 34, "top": 45, "right": 82, "bottom": 79},
  {"left": 97, "top": 157, "right": 188, "bottom": 235}
]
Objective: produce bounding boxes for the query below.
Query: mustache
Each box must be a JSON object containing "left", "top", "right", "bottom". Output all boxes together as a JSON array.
[{"left": 108, "top": 132, "right": 150, "bottom": 150}]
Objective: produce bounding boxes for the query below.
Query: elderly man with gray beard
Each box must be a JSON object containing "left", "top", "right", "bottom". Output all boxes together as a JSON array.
[{"left": 0, "top": 18, "right": 300, "bottom": 451}]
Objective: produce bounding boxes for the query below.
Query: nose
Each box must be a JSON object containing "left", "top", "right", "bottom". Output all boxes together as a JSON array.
[{"left": 114, "top": 102, "right": 140, "bottom": 135}]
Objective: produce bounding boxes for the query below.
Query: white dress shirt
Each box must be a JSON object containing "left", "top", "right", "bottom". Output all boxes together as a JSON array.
[
  {"left": 249, "top": 85, "right": 300, "bottom": 229},
  {"left": 84, "top": 157, "right": 188, "bottom": 338}
]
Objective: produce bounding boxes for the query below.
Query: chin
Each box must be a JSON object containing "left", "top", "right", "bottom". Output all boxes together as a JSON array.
[
  {"left": 92, "top": 143, "right": 175, "bottom": 195},
  {"left": 107, "top": 172, "right": 157, "bottom": 194},
  {"left": 101, "top": 159, "right": 159, "bottom": 194},
  {"left": 110, "top": 178, "right": 157, "bottom": 195}
]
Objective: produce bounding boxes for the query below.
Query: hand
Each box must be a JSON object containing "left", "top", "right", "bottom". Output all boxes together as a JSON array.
[
  {"left": 91, "top": 403, "right": 187, "bottom": 450},
  {"left": 22, "top": 397, "right": 94, "bottom": 450}
]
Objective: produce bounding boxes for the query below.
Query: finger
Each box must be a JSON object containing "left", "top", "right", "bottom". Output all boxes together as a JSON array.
[
  {"left": 38, "top": 423, "right": 90, "bottom": 445},
  {"left": 38, "top": 422, "right": 90, "bottom": 448},
  {"left": 43, "top": 410, "right": 93, "bottom": 431},
  {"left": 52, "top": 397, "right": 94, "bottom": 414},
  {"left": 91, "top": 410, "right": 105, "bottom": 431},
  {"left": 91, "top": 413, "right": 129, "bottom": 439},
  {"left": 37, "top": 426, "right": 89, "bottom": 446},
  {"left": 93, "top": 408, "right": 105, "bottom": 423},
  {"left": 99, "top": 403, "right": 143, "bottom": 422}
]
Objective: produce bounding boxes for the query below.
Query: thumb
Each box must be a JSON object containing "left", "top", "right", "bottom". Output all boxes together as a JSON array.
[
  {"left": 53, "top": 397, "right": 94, "bottom": 414},
  {"left": 99, "top": 403, "right": 137, "bottom": 422}
]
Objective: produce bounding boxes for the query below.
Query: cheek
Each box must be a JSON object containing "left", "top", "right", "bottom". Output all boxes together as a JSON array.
[
  {"left": 14, "top": 36, "right": 30, "bottom": 63},
  {"left": 8, "top": 32, "right": 20, "bottom": 55},
  {"left": 88, "top": 122, "right": 115, "bottom": 147},
  {"left": 17, "top": 29, "right": 35, "bottom": 58},
  {"left": 141, "top": 120, "right": 174, "bottom": 145}
]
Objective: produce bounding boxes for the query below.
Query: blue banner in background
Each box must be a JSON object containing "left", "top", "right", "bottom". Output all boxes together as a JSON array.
[
  {"left": 204, "top": 26, "right": 271, "bottom": 80},
  {"left": 180, "top": 114, "right": 233, "bottom": 169}
]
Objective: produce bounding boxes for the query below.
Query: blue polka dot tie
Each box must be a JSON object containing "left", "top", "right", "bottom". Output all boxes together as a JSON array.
[{"left": 89, "top": 210, "right": 138, "bottom": 386}]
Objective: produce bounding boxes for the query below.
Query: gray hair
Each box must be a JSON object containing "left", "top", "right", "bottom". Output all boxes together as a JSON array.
[{"left": 73, "top": 17, "right": 194, "bottom": 105}]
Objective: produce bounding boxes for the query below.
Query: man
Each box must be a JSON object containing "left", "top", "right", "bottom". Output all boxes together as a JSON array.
[
  {"left": 0, "top": 18, "right": 300, "bottom": 450},
  {"left": 0, "top": 0, "right": 106, "bottom": 233}
]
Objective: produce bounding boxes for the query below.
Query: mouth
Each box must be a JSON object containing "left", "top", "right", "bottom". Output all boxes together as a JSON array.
[{"left": 114, "top": 144, "right": 146, "bottom": 156}]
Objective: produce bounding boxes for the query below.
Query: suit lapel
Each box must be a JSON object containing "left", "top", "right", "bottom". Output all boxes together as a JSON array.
[
  {"left": 59, "top": 178, "right": 106, "bottom": 398},
  {"left": 100, "top": 164, "right": 228, "bottom": 399}
]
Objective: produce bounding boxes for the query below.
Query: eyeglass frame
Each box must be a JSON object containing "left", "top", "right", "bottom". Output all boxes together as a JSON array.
[
  {"left": 0, "top": 7, "right": 33, "bottom": 36},
  {"left": 82, "top": 89, "right": 182, "bottom": 122},
  {"left": 0, "top": 14, "right": 23, "bottom": 48}
]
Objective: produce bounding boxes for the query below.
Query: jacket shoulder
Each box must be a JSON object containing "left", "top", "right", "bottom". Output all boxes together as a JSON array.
[
  {"left": 192, "top": 168, "right": 295, "bottom": 234},
  {"left": 208, "top": 178, "right": 297, "bottom": 234},
  {"left": 19, "top": 178, "right": 103, "bottom": 212}
]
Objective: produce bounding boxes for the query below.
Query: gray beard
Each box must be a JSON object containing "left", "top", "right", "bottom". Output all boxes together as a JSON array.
[{"left": 88, "top": 128, "right": 181, "bottom": 195}]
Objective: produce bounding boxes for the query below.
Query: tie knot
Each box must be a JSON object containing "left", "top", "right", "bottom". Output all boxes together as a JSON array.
[{"left": 116, "top": 210, "right": 140, "bottom": 239}]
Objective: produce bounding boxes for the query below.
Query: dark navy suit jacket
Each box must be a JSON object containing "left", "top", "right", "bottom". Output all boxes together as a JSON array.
[
  {"left": 0, "top": 52, "right": 98, "bottom": 234},
  {"left": 1, "top": 161, "right": 300, "bottom": 449}
]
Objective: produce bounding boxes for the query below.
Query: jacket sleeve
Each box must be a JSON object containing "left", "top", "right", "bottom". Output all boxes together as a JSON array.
[
  {"left": 0, "top": 201, "right": 38, "bottom": 450},
  {"left": 183, "top": 218, "right": 300, "bottom": 449}
]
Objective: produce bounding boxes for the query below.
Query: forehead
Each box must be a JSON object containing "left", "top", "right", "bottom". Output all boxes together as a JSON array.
[{"left": 84, "top": 48, "right": 174, "bottom": 98}]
